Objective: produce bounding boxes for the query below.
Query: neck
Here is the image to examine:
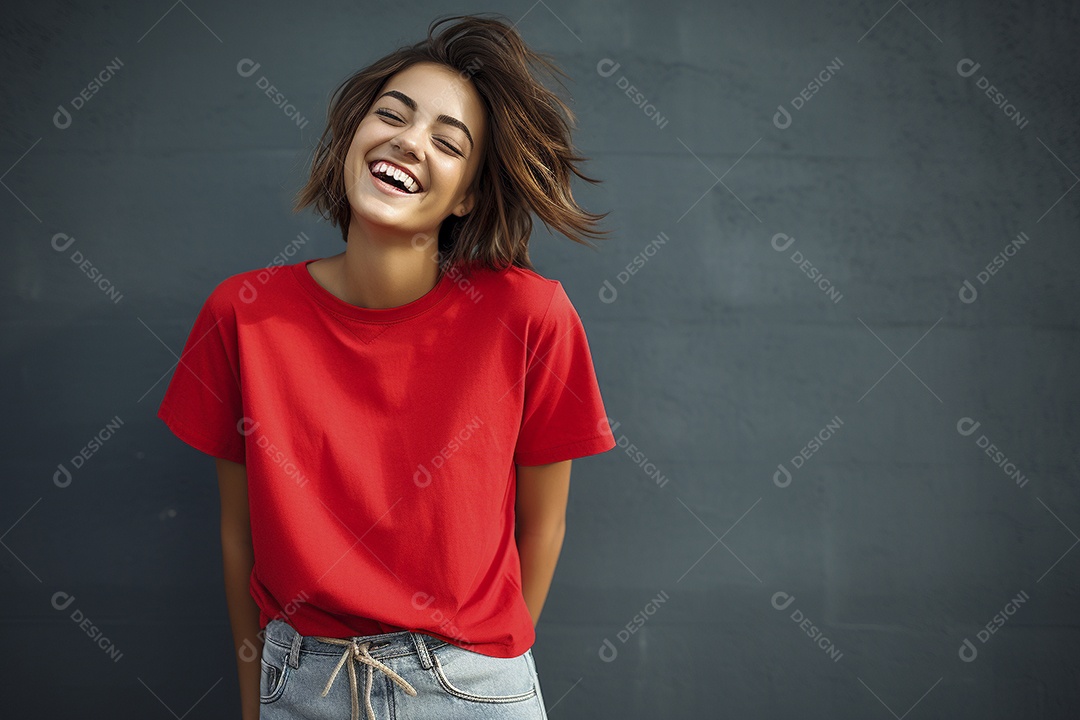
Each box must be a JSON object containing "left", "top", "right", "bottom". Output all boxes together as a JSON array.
[{"left": 336, "top": 218, "right": 443, "bottom": 309}]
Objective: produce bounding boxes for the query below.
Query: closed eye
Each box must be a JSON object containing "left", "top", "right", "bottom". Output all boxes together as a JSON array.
[
  {"left": 374, "top": 109, "right": 403, "bottom": 123},
  {"left": 374, "top": 109, "right": 464, "bottom": 157},
  {"left": 438, "top": 140, "right": 464, "bottom": 156}
]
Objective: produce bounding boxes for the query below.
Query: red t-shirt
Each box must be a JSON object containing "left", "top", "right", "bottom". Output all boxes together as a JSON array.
[{"left": 157, "top": 256, "right": 616, "bottom": 658}]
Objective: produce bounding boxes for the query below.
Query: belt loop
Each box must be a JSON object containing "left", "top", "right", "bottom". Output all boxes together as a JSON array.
[
  {"left": 411, "top": 632, "right": 433, "bottom": 670},
  {"left": 287, "top": 623, "right": 303, "bottom": 669}
]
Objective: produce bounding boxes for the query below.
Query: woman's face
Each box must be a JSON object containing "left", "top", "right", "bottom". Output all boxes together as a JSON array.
[{"left": 343, "top": 62, "right": 487, "bottom": 240}]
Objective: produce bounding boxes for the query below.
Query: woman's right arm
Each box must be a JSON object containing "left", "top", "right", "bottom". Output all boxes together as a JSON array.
[{"left": 216, "top": 457, "right": 263, "bottom": 720}]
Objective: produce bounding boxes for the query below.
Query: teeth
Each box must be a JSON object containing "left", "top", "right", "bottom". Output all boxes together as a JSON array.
[{"left": 372, "top": 162, "right": 420, "bottom": 193}]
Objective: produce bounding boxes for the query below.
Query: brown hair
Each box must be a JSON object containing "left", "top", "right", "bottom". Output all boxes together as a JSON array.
[{"left": 292, "top": 13, "right": 610, "bottom": 275}]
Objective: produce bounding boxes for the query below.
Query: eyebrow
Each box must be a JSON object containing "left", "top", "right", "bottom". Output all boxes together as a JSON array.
[{"left": 375, "top": 90, "right": 474, "bottom": 150}]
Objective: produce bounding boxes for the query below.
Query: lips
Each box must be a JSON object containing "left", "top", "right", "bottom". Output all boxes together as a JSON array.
[{"left": 368, "top": 159, "right": 424, "bottom": 194}]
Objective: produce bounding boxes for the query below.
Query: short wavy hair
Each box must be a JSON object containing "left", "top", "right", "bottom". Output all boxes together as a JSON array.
[{"left": 292, "top": 13, "right": 610, "bottom": 275}]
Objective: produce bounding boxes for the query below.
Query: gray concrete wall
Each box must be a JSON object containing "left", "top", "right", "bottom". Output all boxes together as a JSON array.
[{"left": 4, "top": 1, "right": 1078, "bottom": 717}]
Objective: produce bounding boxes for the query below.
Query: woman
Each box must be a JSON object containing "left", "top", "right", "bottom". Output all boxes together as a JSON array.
[{"left": 158, "top": 13, "right": 616, "bottom": 720}]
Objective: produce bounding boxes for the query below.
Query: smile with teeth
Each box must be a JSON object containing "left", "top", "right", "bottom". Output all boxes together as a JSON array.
[{"left": 369, "top": 161, "right": 422, "bottom": 194}]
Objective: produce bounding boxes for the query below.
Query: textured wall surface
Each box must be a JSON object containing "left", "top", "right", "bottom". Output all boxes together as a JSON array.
[{"left": 4, "top": 1, "right": 1078, "bottom": 717}]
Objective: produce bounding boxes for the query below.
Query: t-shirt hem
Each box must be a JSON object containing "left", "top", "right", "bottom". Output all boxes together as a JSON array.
[
  {"left": 410, "top": 629, "right": 532, "bottom": 658},
  {"left": 513, "top": 432, "right": 616, "bottom": 466}
]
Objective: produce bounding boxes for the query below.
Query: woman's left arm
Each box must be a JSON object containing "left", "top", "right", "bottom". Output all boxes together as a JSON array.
[{"left": 514, "top": 460, "right": 572, "bottom": 627}]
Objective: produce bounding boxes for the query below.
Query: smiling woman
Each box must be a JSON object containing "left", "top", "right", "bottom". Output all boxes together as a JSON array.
[
  {"left": 330, "top": 60, "right": 491, "bottom": 260},
  {"left": 293, "top": 13, "right": 611, "bottom": 274},
  {"left": 158, "top": 13, "right": 618, "bottom": 720}
]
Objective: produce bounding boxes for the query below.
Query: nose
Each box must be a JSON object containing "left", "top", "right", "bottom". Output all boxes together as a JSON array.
[{"left": 391, "top": 124, "right": 423, "bottom": 160}]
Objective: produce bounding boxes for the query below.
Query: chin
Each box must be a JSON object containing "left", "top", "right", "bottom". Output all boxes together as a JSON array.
[{"left": 350, "top": 202, "right": 422, "bottom": 231}]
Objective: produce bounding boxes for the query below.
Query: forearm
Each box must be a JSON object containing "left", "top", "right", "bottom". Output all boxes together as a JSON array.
[
  {"left": 222, "top": 536, "right": 263, "bottom": 720},
  {"left": 515, "top": 523, "right": 566, "bottom": 627}
]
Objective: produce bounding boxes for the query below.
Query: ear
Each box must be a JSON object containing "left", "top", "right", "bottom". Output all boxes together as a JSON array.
[{"left": 454, "top": 189, "right": 477, "bottom": 217}]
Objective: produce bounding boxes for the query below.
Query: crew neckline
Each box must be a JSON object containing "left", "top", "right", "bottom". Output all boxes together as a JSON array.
[{"left": 292, "top": 257, "right": 455, "bottom": 324}]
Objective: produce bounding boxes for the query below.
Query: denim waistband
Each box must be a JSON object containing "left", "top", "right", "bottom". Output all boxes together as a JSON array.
[
  {"left": 262, "top": 618, "right": 451, "bottom": 720},
  {"left": 264, "top": 618, "right": 449, "bottom": 666}
]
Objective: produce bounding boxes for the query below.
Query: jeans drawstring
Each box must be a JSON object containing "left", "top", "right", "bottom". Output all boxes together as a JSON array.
[{"left": 311, "top": 636, "right": 417, "bottom": 720}]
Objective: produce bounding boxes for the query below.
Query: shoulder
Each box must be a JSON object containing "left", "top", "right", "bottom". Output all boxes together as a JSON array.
[
  {"left": 452, "top": 263, "right": 565, "bottom": 321},
  {"left": 202, "top": 262, "right": 290, "bottom": 317}
]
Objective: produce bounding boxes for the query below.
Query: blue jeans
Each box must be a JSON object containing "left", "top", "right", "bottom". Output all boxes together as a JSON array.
[{"left": 259, "top": 618, "right": 549, "bottom": 720}]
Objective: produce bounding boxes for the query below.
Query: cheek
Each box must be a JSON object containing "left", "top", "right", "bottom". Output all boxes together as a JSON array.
[
  {"left": 343, "top": 149, "right": 361, "bottom": 188},
  {"left": 346, "top": 121, "right": 376, "bottom": 158},
  {"left": 343, "top": 140, "right": 360, "bottom": 173},
  {"left": 344, "top": 130, "right": 375, "bottom": 182},
  {"left": 431, "top": 161, "right": 469, "bottom": 194}
]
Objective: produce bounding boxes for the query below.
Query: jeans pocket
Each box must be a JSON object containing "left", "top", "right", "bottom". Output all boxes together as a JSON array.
[
  {"left": 428, "top": 643, "right": 537, "bottom": 704},
  {"left": 259, "top": 642, "right": 292, "bottom": 705}
]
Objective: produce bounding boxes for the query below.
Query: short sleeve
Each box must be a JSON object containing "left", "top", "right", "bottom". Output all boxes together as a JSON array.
[
  {"left": 157, "top": 285, "right": 246, "bottom": 464},
  {"left": 513, "top": 283, "right": 617, "bottom": 466}
]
